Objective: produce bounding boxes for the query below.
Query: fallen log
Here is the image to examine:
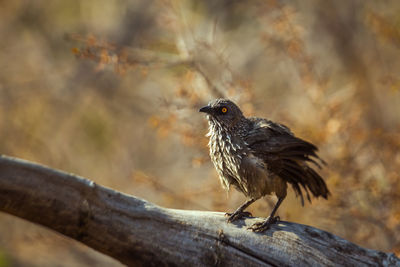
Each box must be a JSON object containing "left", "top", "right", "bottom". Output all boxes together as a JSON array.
[{"left": 0, "top": 155, "right": 398, "bottom": 266}]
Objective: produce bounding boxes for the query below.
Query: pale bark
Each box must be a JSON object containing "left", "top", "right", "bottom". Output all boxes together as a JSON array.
[{"left": 0, "top": 155, "right": 398, "bottom": 266}]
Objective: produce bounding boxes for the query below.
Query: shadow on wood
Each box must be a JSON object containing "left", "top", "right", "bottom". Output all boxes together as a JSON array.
[{"left": 0, "top": 155, "right": 398, "bottom": 266}]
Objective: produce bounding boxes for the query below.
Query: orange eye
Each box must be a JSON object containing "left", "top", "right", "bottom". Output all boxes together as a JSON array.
[{"left": 221, "top": 107, "right": 228, "bottom": 113}]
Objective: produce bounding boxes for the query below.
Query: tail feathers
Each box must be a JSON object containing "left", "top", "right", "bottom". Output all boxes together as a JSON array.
[{"left": 279, "top": 159, "right": 329, "bottom": 206}]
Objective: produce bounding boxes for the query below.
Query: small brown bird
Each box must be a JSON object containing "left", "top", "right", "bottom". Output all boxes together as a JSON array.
[{"left": 199, "top": 99, "right": 329, "bottom": 232}]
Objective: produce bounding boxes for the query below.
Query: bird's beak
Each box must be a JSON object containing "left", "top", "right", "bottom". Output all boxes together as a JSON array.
[{"left": 199, "top": 105, "right": 212, "bottom": 114}]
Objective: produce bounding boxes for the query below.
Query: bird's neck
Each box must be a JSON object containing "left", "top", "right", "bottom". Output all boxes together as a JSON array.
[
  {"left": 206, "top": 116, "right": 247, "bottom": 134},
  {"left": 206, "top": 117, "right": 249, "bottom": 152}
]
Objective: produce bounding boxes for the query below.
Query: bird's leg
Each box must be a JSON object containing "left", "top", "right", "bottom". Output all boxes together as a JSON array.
[
  {"left": 225, "top": 198, "right": 256, "bottom": 223},
  {"left": 248, "top": 197, "right": 284, "bottom": 232}
]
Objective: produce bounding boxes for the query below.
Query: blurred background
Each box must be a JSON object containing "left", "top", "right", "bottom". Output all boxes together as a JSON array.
[{"left": 1, "top": 0, "right": 400, "bottom": 266}]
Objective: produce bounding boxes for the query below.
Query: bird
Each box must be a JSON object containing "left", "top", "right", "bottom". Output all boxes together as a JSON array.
[{"left": 199, "top": 98, "right": 329, "bottom": 232}]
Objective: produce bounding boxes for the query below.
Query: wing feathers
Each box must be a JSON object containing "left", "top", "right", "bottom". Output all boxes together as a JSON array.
[{"left": 245, "top": 119, "right": 329, "bottom": 203}]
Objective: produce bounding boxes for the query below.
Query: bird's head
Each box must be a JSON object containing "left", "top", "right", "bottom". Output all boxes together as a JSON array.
[{"left": 199, "top": 99, "right": 244, "bottom": 128}]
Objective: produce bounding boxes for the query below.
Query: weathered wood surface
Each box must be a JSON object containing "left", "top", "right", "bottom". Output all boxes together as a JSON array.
[{"left": 0, "top": 155, "right": 398, "bottom": 266}]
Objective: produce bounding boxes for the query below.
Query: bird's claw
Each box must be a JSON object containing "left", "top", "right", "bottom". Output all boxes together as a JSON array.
[
  {"left": 248, "top": 216, "right": 280, "bottom": 232},
  {"left": 225, "top": 211, "right": 253, "bottom": 223}
]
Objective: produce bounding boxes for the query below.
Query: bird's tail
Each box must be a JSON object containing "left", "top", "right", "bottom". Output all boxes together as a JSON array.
[
  {"left": 277, "top": 138, "right": 330, "bottom": 205},
  {"left": 279, "top": 158, "right": 329, "bottom": 205}
]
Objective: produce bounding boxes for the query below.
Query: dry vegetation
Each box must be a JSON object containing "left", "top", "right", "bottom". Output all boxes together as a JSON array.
[{"left": 0, "top": 1, "right": 400, "bottom": 266}]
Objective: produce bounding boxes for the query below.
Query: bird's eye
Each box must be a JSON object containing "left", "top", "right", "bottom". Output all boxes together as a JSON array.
[{"left": 221, "top": 107, "right": 228, "bottom": 113}]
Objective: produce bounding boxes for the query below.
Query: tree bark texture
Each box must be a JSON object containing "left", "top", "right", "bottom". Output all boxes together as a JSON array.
[{"left": 0, "top": 155, "right": 398, "bottom": 266}]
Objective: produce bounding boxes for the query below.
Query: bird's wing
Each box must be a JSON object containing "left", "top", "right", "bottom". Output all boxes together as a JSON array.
[{"left": 244, "top": 118, "right": 329, "bottom": 204}]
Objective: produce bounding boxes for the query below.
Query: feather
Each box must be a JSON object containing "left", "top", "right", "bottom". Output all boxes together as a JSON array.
[{"left": 245, "top": 118, "right": 330, "bottom": 203}]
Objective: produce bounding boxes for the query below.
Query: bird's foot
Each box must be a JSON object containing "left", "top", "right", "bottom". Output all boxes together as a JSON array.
[
  {"left": 248, "top": 216, "right": 280, "bottom": 232},
  {"left": 225, "top": 210, "right": 253, "bottom": 223}
]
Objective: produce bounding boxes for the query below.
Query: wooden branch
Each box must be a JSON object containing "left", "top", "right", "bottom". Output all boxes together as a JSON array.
[{"left": 0, "top": 155, "right": 398, "bottom": 266}]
